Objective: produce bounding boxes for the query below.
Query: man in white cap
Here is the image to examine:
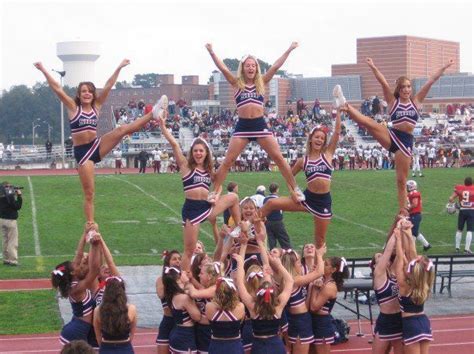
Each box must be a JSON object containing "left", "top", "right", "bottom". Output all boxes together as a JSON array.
[{"left": 251, "top": 185, "right": 266, "bottom": 208}]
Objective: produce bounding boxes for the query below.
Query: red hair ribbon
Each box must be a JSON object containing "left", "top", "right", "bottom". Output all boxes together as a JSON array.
[{"left": 256, "top": 287, "right": 274, "bottom": 303}]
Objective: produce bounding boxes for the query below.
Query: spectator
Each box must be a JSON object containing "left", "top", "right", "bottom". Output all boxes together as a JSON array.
[
  {"left": 152, "top": 147, "right": 162, "bottom": 174},
  {"left": 160, "top": 150, "right": 170, "bottom": 173},
  {"left": 113, "top": 147, "right": 123, "bottom": 175},
  {"left": 264, "top": 183, "right": 292, "bottom": 250},
  {"left": 45, "top": 139, "right": 53, "bottom": 159},
  {"left": 137, "top": 149, "right": 149, "bottom": 174}
]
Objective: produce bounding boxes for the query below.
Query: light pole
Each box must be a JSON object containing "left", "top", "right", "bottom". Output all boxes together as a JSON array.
[
  {"left": 52, "top": 69, "right": 66, "bottom": 168},
  {"left": 42, "top": 121, "right": 53, "bottom": 141},
  {"left": 32, "top": 119, "right": 41, "bottom": 147}
]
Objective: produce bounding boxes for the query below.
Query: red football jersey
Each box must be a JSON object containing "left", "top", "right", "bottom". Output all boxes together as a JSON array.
[
  {"left": 408, "top": 190, "right": 422, "bottom": 214},
  {"left": 454, "top": 185, "right": 474, "bottom": 209}
]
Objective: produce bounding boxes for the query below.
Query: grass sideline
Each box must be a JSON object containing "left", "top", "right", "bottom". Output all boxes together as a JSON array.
[
  {"left": 0, "top": 290, "right": 62, "bottom": 335},
  {"left": 0, "top": 168, "right": 468, "bottom": 280}
]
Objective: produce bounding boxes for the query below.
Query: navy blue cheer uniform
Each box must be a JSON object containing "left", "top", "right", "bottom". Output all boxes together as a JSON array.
[
  {"left": 99, "top": 316, "right": 134, "bottom": 354},
  {"left": 287, "top": 286, "right": 314, "bottom": 345},
  {"left": 195, "top": 297, "right": 211, "bottom": 353},
  {"left": 60, "top": 282, "right": 96, "bottom": 346},
  {"left": 374, "top": 274, "right": 402, "bottom": 341},
  {"left": 387, "top": 99, "right": 420, "bottom": 158},
  {"left": 232, "top": 85, "right": 272, "bottom": 141},
  {"left": 399, "top": 294, "right": 433, "bottom": 345},
  {"left": 311, "top": 285, "right": 336, "bottom": 345},
  {"left": 169, "top": 301, "right": 197, "bottom": 353},
  {"left": 301, "top": 156, "right": 333, "bottom": 219},
  {"left": 251, "top": 315, "right": 285, "bottom": 354},
  {"left": 209, "top": 310, "right": 244, "bottom": 354},
  {"left": 70, "top": 106, "right": 102, "bottom": 165},
  {"left": 156, "top": 297, "right": 175, "bottom": 347},
  {"left": 181, "top": 168, "right": 213, "bottom": 226}
]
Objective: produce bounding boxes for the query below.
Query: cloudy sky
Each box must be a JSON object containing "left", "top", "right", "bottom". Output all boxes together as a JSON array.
[{"left": 0, "top": 0, "right": 472, "bottom": 91}]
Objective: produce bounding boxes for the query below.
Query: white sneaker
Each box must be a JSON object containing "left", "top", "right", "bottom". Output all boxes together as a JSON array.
[
  {"left": 333, "top": 85, "right": 346, "bottom": 108},
  {"left": 152, "top": 95, "right": 169, "bottom": 119},
  {"left": 294, "top": 186, "right": 305, "bottom": 202},
  {"left": 229, "top": 226, "right": 241, "bottom": 238}
]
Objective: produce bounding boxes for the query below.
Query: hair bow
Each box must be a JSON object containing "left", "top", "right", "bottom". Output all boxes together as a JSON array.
[
  {"left": 52, "top": 269, "right": 64, "bottom": 276},
  {"left": 164, "top": 266, "right": 181, "bottom": 274},
  {"left": 283, "top": 249, "right": 297, "bottom": 256},
  {"left": 244, "top": 255, "right": 258, "bottom": 264},
  {"left": 339, "top": 257, "right": 347, "bottom": 272},
  {"left": 256, "top": 287, "right": 274, "bottom": 303},
  {"left": 246, "top": 271, "right": 264, "bottom": 281},
  {"left": 162, "top": 250, "right": 169, "bottom": 260},
  {"left": 407, "top": 258, "right": 433, "bottom": 273},
  {"left": 212, "top": 262, "right": 221, "bottom": 274},
  {"left": 216, "top": 277, "right": 236, "bottom": 291}
]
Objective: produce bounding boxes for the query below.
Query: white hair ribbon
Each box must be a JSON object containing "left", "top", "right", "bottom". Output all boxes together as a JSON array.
[
  {"left": 246, "top": 271, "right": 264, "bottom": 281},
  {"left": 212, "top": 262, "right": 221, "bottom": 274},
  {"left": 339, "top": 257, "right": 347, "bottom": 272},
  {"left": 217, "top": 277, "right": 236, "bottom": 291},
  {"left": 164, "top": 266, "right": 181, "bottom": 274},
  {"left": 52, "top": 269, "right": 64, "bottom": 276}
]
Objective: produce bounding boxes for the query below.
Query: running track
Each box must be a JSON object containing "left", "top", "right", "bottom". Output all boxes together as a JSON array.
[{"left": 1, "top": 315, "right": 473, "bottom": 353}]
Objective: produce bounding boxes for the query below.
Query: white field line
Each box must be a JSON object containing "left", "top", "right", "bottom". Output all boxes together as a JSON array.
[
  {"left": 333, "top": 214, "right": 386, "bottom": 235},
  {"left": 27, "top": 176, "right": 41, "bottom": 256},
  {"left": 107, "top": 176, "right": 213, "bottom": 240}
]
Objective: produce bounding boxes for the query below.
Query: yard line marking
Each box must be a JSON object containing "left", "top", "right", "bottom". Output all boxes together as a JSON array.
[
  {"left": 113, "top": 250, "right": 120, "bottom": 254},
  {"left": 27, "top": 176, "right": 41, "bottom": 256},
  {"left": 333, "top": 214, "right": 386, "bottom": 235},
  {"left": 108, "top": 176, "right": 213, "bottom": 240},
  {"left": 334, "top": 243, "right": 344, "bottom": 249},
  {"left": 369, "top": 243, "right": 381, "bottom": 248},
  {"left": 151, "top": 249, "right": 158, "bottom": 254},
  {"left": 147, "top": 217, "right": 158, "bottom": 221},
  {"left": 111, "top": 220, "right": 140, "bottom": 224}
]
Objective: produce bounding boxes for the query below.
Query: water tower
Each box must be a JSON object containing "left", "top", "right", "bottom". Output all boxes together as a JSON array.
[{"left": 56, "top": 41, "right": 101, "bottom": 87}]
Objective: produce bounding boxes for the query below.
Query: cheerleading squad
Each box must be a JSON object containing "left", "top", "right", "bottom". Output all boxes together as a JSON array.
[{"left": 39, "top": 44, "right": 468, "bottom": 354}]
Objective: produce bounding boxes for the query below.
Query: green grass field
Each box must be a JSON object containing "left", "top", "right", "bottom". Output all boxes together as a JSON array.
[{"left": 0, "top": 168, "right": 469, "bottom": 280}]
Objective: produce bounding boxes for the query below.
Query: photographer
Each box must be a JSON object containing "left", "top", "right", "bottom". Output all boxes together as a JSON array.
[{"left": 0, "top": 181, "right": 22, "bottom": 266}]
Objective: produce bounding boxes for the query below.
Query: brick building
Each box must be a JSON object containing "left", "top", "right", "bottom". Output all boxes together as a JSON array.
[{"left": 332, "top": 35, "right": 460, "bottom": 99}]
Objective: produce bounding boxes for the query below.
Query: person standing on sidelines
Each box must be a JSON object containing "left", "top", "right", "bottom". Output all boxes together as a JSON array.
[
  {"left": 427, "top": 145, "right": 436, "bottom": 168},
  {"left": 251, "top": 185, "right": 266, "bottom": 209},
  {"left": 412, "top": 144, "right": 424, "bottom": 177},
  {"left": 264, "top": 183, "right": 292, "bottom": 250},
  {"left": 152, "top": 147, "right": 162, "bottom": 174},
  {"left": 407, "top": 180, "right": 431, "bottom": 251},
  {"left": 448, "top": 176, "right": 474, "bottom": 254},
  {"left": 113, "top": 147, "right": 123, "bottom": 175},
  {"left": 0, "top": 182, "right": 22, "bottom": 266},
  {"left": 160, "top": 150, "right": 170, "bottom": 173}
]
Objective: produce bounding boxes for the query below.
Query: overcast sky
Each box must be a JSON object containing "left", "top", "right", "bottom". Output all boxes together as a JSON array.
[{"left": 1, "top": 0, "right": 472, "bottom": 91}]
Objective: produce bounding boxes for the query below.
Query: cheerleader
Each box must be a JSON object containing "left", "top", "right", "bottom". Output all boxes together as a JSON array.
[
  {"left": 308, "top": 257, "right": 349, "bottom": 354},
  {"left": 206, "top": 277, "right": 246, "bottom": 354},
  {"left": 163, "top": 266, "right": 201, "bottom": 353},
  {"left": 258, "top": 110, "right": 342, "bottom": 247},
  {"left": 371, "top": 236, "right": 403, "bottom": 354},
  {"left": 281, "top": 246, "right": 326, "bottom": 354},
  {"left": 394, "top": 219, "right": 434, "bottom": 354},
  {"left": 93, "top": 277, "right": 137, "bottom": 353},
  {"left": 158, "top": 113, "right": 240, "bottom": 272},
  {"left": 156, "top": 250, "right": 181, "bottom": 354},
  {"left": 233, "top": 252, "right": 294, "bottom": 354}
]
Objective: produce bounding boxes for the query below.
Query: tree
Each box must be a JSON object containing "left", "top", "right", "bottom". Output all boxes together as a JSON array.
[{"left": 132, "top": 73, "right": 159, "bottom": 88}]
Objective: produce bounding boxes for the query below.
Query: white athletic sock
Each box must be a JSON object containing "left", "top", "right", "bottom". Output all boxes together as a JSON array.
[
  {"left": 455, "top": 231, "right": 462, "bottom": 249},
  {"left": 417, "top": 233, "right": 429, "bottom": 247},
  {"left": 465, "top": 231, "right": 472, "bottom": 251}
]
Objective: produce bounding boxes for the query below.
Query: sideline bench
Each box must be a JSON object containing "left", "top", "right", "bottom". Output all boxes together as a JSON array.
[{"left": 431, "top": 254, "right": 474, "bottom": 297}]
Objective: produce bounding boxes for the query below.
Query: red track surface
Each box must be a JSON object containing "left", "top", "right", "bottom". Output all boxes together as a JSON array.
[
  {"left": 1, "top": 315, "right": 473, "bottom": 353},
  {"left": 0, "top": 279, "right": 50, "bottom": 292}
]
